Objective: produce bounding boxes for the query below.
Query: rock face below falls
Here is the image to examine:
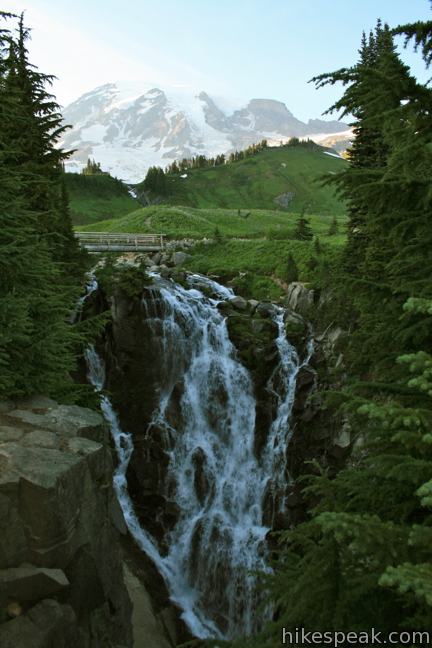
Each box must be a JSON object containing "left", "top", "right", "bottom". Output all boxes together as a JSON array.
[
  {"left": 0, "top": 396, "right": 133, "bottom": 648},
  {"left": 83, "top": 268, "right": 320, "bottom": 638},
  {"left": 95, "top": 275, "right": 313, "bottom": 543},
  {"left": 80, "top": 264, "right": 350, "bottom": 640}
]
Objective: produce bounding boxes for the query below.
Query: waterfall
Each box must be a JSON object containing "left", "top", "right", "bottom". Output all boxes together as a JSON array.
[
  {"left": 83, "top": 272, "right": 313, "bottom": 640},
  {"left": 85, "top": 346, "right": 169, "bottom": 572},
  {"left": 262, "top": 310, "right": 314, "bottom": 514}
]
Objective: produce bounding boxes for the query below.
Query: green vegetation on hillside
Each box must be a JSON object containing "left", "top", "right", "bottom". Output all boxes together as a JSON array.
[
  {"left": 236, "top": 16, "right": 432, "bottom": 647},
  {"left": 81, "top": 157, "right": 106, "bottom": 175},
  {"left": 137, "top": 144, "right": 347, "bottom": 214},
  {"left": 78, "top": 204, "right": 347, "bottom": 241},
  {"left": 184, "top": 238, "right": 341, "bottom": 300},
  {"left": 65, "top": 172, "right": 139, "bottom": 225},
  {"left": 164, "top": 138, "right": 268, "bottom": 173}
]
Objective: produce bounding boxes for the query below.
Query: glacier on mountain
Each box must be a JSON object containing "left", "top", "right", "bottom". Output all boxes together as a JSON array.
[{"left": 61, "top": 81, "right": 349, "bottom": 183}]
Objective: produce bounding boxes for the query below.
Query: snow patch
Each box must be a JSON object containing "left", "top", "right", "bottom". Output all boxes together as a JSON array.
[
  {"left": 324, "top": 151, "right": 343, "bottom": 159},
  {"left": 308, "top": 129, "right": 352, "bottom": 143},
  {"left": 80, "top": 124, "right": 108, "bottom": 143}
]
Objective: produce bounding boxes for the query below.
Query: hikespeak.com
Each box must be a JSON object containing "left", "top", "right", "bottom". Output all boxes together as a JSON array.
[{"left": 282, "top": 628, "right": 431, "bottom": 646}]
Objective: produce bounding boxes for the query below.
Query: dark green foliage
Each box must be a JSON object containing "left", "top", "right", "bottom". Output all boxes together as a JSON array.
[
  {"left": 213, "top": 226, "right": 222, "bottom": 242},
  {"left": 65, "top": 172, "right": 138, "bottom": 225},
  {"left": 0, "top": 12, "right": 88, "bottom": 399},
  {"left": 394, "top": 17, "right": 432, "bottom": 67},
  {"left": 312, "top": 18, "right": 432, "bottom": 372},
  {"left": 165, "top": 140, "right": 268, "bottom": 175},
  {"left": 306, "top": 255, "right": 319, "bottom": 272},
  {"left": 142, "top": 165, "right": 168, "bottom": 195},
  {"left": 238, "top": 12, "right": 432, "bottom": 647},
  {"left": 327, "top": 215, "right": 339, "bottom": 236},
  {"left": 313, "top": 236, "right": 322, "bottom": 254},
  {"left": 285, "top": 252, "right": 299, "bottom": 283},
  {"left": 97, "top": 257, "right": 152, "bottom": 298},
  {"left": 284, "top": 137, "right": 320, "bottom": 150},
  {"left": 66, "top": 172, "right": 129, "bottom": 197},
  {"left": 293, "top": 211, "right": 314, "bottom": 241},
  {"left": 81, "top": 157, "right": 106, "bottom": 175}
]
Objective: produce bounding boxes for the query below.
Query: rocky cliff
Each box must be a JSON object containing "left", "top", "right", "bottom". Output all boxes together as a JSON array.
[
  {"left": 73, "top": 257, "right": 351, "bottom": 639},
  {"left": 0, "top": 396, "right": 133, "bottom": 647}
]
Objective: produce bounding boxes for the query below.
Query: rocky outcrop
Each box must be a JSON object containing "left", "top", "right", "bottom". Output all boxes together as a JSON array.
[
  {"left": 90, "top": 269, "right": 316, "bottom": 542},
  {"left": 285, "top": 281, "right": 315, "bottom": 318},
  {"left": 0, "top": 396, "right": 133, "bottom": 647},
  {"left": 279, "top": 283, "right": 351, "bottom": 526}
]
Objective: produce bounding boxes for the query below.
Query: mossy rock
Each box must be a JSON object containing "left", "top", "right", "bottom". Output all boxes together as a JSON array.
[
  {"left": 284, "top": 311, "right": 307, "bottom": 344},
  {"left": 226, "top": 313, "right": 278, "bottom": 377},
  {"left": 97, "top": 262, "right": 152, "bottom": 298}
]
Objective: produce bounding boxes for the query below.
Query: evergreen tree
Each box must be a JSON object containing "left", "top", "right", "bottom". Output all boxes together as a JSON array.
[
  {"left": 82, "top": 157, "right": 104, "bottom": 175},
  {"left": 313, "top": 236, "right": 322, "bottom": 254},
  {"left": 306, "top": 255, "right": 319, "bottom": 272},
  {"left": 0, "top": 12, "right": 87, "bottom": 399},
  {"left": 237, "top": 12, "right": 432, "bottom": 647},
  {"left": 143, "top": 165, "right": 167, "bottom": 195},
  {"left": 285, "top": 252, "right": 299, "bottom": 284},
  {"left": 293, "top": 210, "right": 313, "bottom": 241},
  {"left": 4, "top": 14, "right": 84, "bottom": 276},
  {"left": 312, "top": 20, "right": 426, "bottom": 372},
  {"left": 327, "top": 215, "right": 339, "bottom": 236},
  {"left": 213, "top": 226, "right": 222, "bottom": 242}
]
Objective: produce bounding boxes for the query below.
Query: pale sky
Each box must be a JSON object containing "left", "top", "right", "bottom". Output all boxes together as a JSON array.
[{"left": 3, "top": 0, "right": 432, "bottom": 121}]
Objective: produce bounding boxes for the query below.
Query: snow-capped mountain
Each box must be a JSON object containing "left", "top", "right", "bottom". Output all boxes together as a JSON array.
[{"left": 61, "top": 82, "right": 350, "bottom": 182}]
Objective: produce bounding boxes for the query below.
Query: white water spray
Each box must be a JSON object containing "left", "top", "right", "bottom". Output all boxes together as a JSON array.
[
  {"left": 262, "top": 309, "right": 314, "bottom": 514},
  {"left": 83, "top": 273, "right": 313, "bottom": 640}
]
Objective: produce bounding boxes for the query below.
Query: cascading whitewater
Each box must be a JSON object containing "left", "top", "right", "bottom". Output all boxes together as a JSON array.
[
  {"left": 262, "top": 310, "right": 314, "bottom": 517},
  {"left": 83, "top": 272, "right": 312, "bottom": 640},
  {"left": 85, "top": 345, "right": 169, "bottom": 572},
  {"left": 142, "top": 274, "right": 267, "bottom": 638}
]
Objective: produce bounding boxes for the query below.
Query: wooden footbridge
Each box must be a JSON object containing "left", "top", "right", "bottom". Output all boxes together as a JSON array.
[{"left": 75, "top": 232, "right": 165, "bottom": 252}]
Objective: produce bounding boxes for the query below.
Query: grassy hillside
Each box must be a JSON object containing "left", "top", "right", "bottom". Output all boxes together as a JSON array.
[
  {"left": 142, "top": 144, "right": 347, "bottom": 214},
  {"left": 65, "top": 173, "right": 139, "bottom": 225},
  {"left": 185, "top": 237, "right": 343, "bottom": 297},
  {"left": 79, "top": 204, "right": 347, "bottom": 302},
  {"left": 74, "top": 144, "right": 347, "bottom": 302},
  {"left": 78, "top": 204, "right": 347, "bottom": 241}
]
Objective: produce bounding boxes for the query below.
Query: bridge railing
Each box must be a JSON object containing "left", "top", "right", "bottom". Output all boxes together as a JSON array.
[{"left": 74, "top": 232, "right": 165, "bottom": 250}]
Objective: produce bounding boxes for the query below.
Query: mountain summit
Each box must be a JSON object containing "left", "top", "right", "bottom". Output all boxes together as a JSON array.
[{"left": 61, "top": 82, "right": 350, "bottom": 182}]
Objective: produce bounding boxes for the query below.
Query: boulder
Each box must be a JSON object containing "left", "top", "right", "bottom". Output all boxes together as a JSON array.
[
  {"left": 217, "top": 300, "right": 233, "bottom": 315},
  {"left": 6, "top": 404, "right": 104, "bottom": 441},
  {"left": 285, "top": 282, "right": 314, "bottom": 317},
  {"left": 151, "top": 252, "right": 162, "bottom": 265},
  {"left": 284, "top": 310, "right": 307, "bottom": 343},
  {"left": 256, "top": 302, "right": 275, "bottom": 318},
  {"left": 296, "top": 366, "right": 316, "bottom": 389},
  {"left": 172, "top": 251, "right": 191, "bottom": 266},
  {"left": 229, "top": 295, "right": 248, "bottom": 311},
  {"left": 333, "top": 422, "right": 351, "bottom": 449},
  {"left": 159, "top": 265, "right": 171, "bottom": 279},
  {"left": 0, "top": 426, "right": 24, "bottom": 443},
  {"left": 0, "top": 397, "right": 133, "bottom": 646},
  {"left": 0, "top": 565, "right": 69, "bottom": 606},
  {"left": 248, "top": 299, "right": 259, "bottom": 312},
  {"left": 0, "top": 599, "right": 79, "bottom": 648}
]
